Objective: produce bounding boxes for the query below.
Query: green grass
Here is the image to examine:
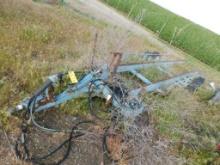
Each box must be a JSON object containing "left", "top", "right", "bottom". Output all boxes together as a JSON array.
[
  {"left": 1, "top": 0, "right": 220, "bottom": 164},
  {"left": 0, "top": 0, "right": 148, "bottom": 128},
  {"left": 144, "top": 89, "right": 220, "bottom": 164},
  {"left": 102, "top": 0, "right": 220, "bottom": 71},
  {"left": 140, "top": 66, "right": 168, "bottom": 82},
  {"left": 0, "top": 0, "right": 96, "bottom": 128}
]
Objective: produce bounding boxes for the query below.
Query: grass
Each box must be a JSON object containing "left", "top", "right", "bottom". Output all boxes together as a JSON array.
[
  {"left": 0, "top": 0, "right": 95, "bottom": 128},
  {"left": 122, "top": 53, "right": 220, "bottom": 164},
  {"left": 143, "top": 88, "right": 220, "bottom": 164},
  {"left": 102, "top": 0, "right": 220, "bottom": 71},
  {"left": 1, "top": 0, "right": 220, "bottom": 164},
  {"left": 0, "top": 0, "right": 149, "bottom": 127},
  {"left": 140, "top": 66, "right": 168, "bottom": 82}
]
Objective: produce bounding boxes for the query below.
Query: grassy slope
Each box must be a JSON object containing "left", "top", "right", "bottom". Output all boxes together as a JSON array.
[
  {"left": 128, "top": 54, "right": 220, "bottom": 164},
  {"left": 0, "top": 1, "right": 99, "bottom": 132},
  {"left": 103, "top": 0, "right": 220, "bottom": 71},
  {"left": 0, "top": 0, "right": 220, "bottom": 165},
  {"left": 0, "top": 0, "right": 149, "bottom": 136},
  {"left": 0, "top": 0, "right": 151, "bottom": 113}
]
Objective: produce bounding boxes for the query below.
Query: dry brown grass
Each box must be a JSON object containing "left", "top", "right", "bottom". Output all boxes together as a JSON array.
[
  {"left": 0, "top": 0, "right": 154, "bottom": 164},
  {"left": 1, "top": 0, "right": 220, "bottom": 165},
  {"left": 0, "top": 0, "right": 150, "bottom": 110}
]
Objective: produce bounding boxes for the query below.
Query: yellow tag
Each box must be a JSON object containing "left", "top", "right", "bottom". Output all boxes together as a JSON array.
[{"left": 68, "top": 71, "right": 78, "bottom": 83}]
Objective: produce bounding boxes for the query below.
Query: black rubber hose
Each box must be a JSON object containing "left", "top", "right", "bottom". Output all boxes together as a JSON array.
[{"left": 29, "top": 121, "right": 93, "bottom": 164}]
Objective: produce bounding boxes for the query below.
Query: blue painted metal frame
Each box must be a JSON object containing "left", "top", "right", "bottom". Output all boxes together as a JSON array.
[
  {"left": 130, "top": 72, "right": 200, "bottom": 96},
  {"left": 17, "top": 60, "right": 201, "bottom": 118},
  {"left": 116, "top": 60, "right": 184, "bottom": 73}
]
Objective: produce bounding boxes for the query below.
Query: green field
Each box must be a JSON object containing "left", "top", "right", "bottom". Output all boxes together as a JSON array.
[{"left": 103, "top": 0, "right": 220, "bottom": 71}]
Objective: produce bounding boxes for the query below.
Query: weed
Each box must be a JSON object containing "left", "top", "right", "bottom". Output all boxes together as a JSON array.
[
  {"left": 20, "top": 25, "right": 52, "bottom": 43},
  {"left": 143, "top": 88, "right": 220, "bottom": 164},
  {"left": 0, "top": 109, "right": 9, "bottom": 129},
  {"left": 195, "top": 86, "right": 215, "bottom": 102},
  {"left": 153, "top": 107, "right": 183, "bottom": 141},
  {"left": 61, "top": 98, "right": 90, "bottom": 117},
  {"left": 141, "top": 66, "right": 167, "bottom": 82}
]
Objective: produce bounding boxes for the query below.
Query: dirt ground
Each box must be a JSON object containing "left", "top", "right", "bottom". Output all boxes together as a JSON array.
[{"left": 0, "top": 0, "right": 220, "bottom": 165}]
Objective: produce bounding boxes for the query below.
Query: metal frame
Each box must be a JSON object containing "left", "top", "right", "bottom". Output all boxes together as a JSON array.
[{"left": 15, "top": 57, "right": 202, "bottom": 118}]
